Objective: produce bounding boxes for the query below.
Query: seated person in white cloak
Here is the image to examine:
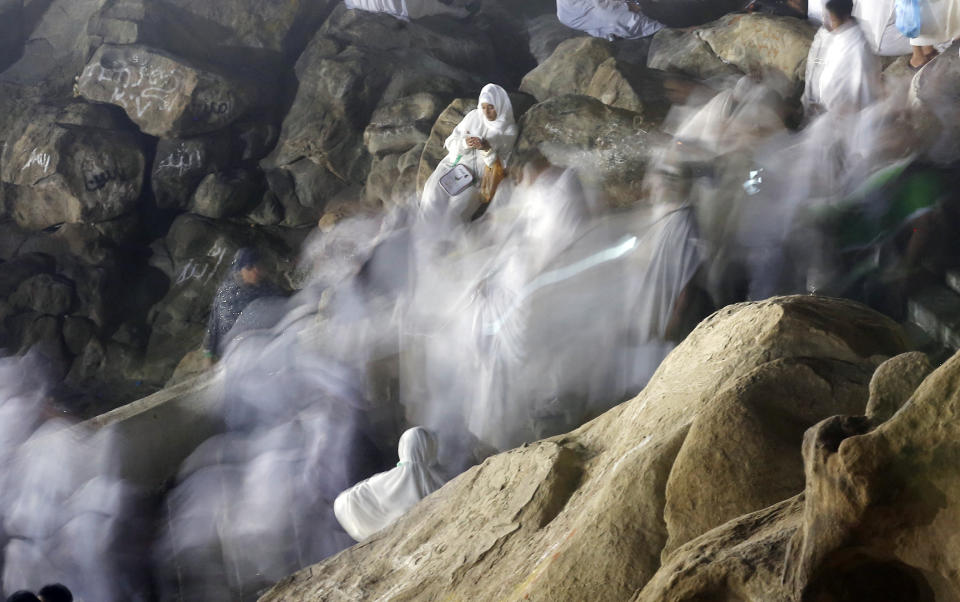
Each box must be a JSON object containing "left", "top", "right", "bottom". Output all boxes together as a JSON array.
[
  {"left": 419, "top": 83, "right": 518, "bottom": 227},
  {"left": 343, "top": 0, "right": 471, "bottom": 20},
  {"left": 802, "top": 0, "right": 882, "bottom": 117},
  {"left": 556, "top": 0, "right": 663, "bottom": 40},
  {"left": 334, "top": 427, "right": 445, "bottom": 541},
  {"left": 807, "top": 0, "right": 911, "bottom": 56}
]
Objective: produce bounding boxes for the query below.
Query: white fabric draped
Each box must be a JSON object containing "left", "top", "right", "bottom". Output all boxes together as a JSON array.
[
  {"left": 557, "top": 0, "right": 663, "bottom": 40},
  {"left": 420, "top": 84, "right": 518, "bottom": 225},
  {"left": 808, "top": 0, "right": 911, "bottom": 55},
  {"left": 803, "top": 22, "right": 881, "bottom": 116},
  {"left": 910, "top": 0, "right": 960, "bottom": 45},
  {"left": 343, "top": 0, "right": 466, "bottom": 20},
  {"left": 334, "top": 428, "right": 445, "bottom": 542}
]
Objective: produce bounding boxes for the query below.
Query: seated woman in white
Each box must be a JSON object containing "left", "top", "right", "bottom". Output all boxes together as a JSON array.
[
  {"left": 334, "top": 427, "right": 445, "bottom": 542},
  {"left": 557, "top": 0, "right": 663, "bottom": 41},
  {"left": 343, "top": 0, "right": 468, "bottom": 20},
  {"left": 420, "top": 83, "right": 518, "bottom": 226}
]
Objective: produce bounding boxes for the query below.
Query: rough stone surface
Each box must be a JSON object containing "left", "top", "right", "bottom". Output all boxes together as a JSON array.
[
  {"left": 526, "top": 13, "right": 582, "bottom": 65},
  {"left": 78, "top": 44, "right": 258, "bottom": 137},
  {"left": 520, "top": 37, "right": 615, "bottom": 102},
  {"left": 259, "top": 296, "right": 907, "bottom": 602},
  {"left": 0, "top": 0, "right": 23, "bottom": 72},
  {"left": 1, "top": 112, "right": 145, "bottom": 230},
  {"left": 189, "top": 170, "right": 262, "bottom": 219},
  {"left": 151, "top": 134, "right": 233, "bottom": 210},
  {"left": 648, "top": 27, "right": 742, "bottom": 81},
  {"left": 865, "top": 351, "right": 932, "bottom": 424},
  {"left": 515, "top": 94, "right": 655, "bottom": 207},
  {"left": 586, "top": 58, "right": 671, "bottom": 123},
  {"left": 697, "top": 14, "right": 815, "bottom": 90},
  {"left": 10, "top": 273, "right": 75, "bottom": 316}
]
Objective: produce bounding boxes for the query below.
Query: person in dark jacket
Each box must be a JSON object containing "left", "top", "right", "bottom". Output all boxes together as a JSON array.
[{"left": 203, "top": 247, "right": 282, "bottom": 364}]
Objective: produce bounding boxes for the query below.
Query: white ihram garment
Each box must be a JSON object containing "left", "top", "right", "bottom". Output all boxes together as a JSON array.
[
  {"left": 420, "top": 84, "right": 518, "bottom": 226},
  {"left": 343, "top": 0, "right": 466, "bottom": 20},
  {"left": 910, "top": 0, "right": 960, "bottom": 45},
  {"left": 808, "top": 0, "right": 910, "bottom": 55},
  {"left": 804, "top": 22, "right": 881, "bottom": 116},
  {"left": 557, "top": 0, "right": 664, "bottom": 40},
  {"left": 334, "top": 427, "right": 445, "bottom": 541}
]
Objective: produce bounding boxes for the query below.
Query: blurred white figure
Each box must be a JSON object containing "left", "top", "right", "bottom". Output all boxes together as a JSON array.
[
  {"left": 809, "top": 0, "right": 911, "bottom": 55},
  {"left": 334, "top": 427, "right": 444, "bottom": 541},
  {"left": 343, "top": 0, "right": 468, "bottom": 20},
  {"left": 908, "top": 0, "right": 960, "bottom": 68},
  {"left": 420, "top": 84, "right": 518, "bottom": 227},
  {"left": 557, "top": 0, "right": 664, "bottom": 40},
  {"left": 803, "top": 0, "right": 882, "bottom": 116}
]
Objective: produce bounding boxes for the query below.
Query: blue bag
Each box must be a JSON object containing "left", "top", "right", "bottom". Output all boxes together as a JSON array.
[{"left": 895, "top": 0, "right": 922, "bottom": 39}]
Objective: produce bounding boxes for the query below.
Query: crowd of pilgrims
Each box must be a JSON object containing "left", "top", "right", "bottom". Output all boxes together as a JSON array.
[{"left": 3, "top": 0, "right": 960, "bottom": 599}]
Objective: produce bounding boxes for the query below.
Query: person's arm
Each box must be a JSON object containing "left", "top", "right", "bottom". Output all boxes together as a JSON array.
[
  {"left": 443, "top": 115, "right": 473, "bottom": 156},
  {"left": 479, "top": 127, "right": 518, "bottom": 168}
]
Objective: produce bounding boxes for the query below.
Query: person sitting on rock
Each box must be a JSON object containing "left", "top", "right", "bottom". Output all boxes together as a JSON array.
[
  {"left": 556, "top": 0, "right": 664, "bottom": 41},
  {"left": 333, "top": 427, "right": 445, "bottom": 541},
  {"left": 343, "top": 0, "right": 477, "bottom": 21},
  {"left": 36, "top": 584, "right": 72, "bottom": 602},
  {"left": 802, "top": 0, "right": 881, "bottom": 117},
  {"left": 419, "top": 83, "right": 518, "bottom": 228},
  {"left": 202, "top": 247, "right": 282, "bottom": 364}
]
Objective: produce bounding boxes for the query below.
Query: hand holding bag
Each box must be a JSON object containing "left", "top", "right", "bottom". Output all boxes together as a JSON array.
[{"left": 439, "top": 154, "right": 475, "bottom": 197}]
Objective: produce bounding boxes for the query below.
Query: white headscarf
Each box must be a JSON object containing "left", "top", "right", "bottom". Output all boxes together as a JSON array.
[
  {"left": 477, "top": 83, "right": 516, "bottom": 134},
  {"left": 333, "top": 427, "right": 445, "bottom": 542}
]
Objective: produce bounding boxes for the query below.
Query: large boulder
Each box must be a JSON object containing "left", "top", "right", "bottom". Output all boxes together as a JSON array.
[
  {"left": 0, "top": 108, "right": 145, "bottom": 230},
  {"left": 265, "top": 6, "right": 493, "bottom": 214},
  {"left": 260, "top": 296, "right": 908, "bottom": 601},
  {"left": 585, "top": 57, "right": 671, "bottom": 122},
  {"left": 77, "top": 44, "right": 260, "bottom": 137},
  {"left": 520, "top": 37, "right": 615, "bottom": 102},
  {"left": 515, "top": 94, "right": 655, "bottom": 207},
  {"left": 649, "top": 14, "right": 815, "bottom": 93},
  {"left": 151, "top": 134, "right": 233, "bottom": 210},
  {"left": 0, "top": 0, "right": 105, "bottom": 96},
  {"left": 782, "top": 349, "right": 960, "bottom": 601}
]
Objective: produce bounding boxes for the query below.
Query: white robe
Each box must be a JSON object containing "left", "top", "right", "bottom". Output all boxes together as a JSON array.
[
  {"left": 334, "top": 428, "right": 445, "bottom": 541},
  {"left": 803, "top": 22, "right": 881, "bottom": 116},
  {"left": 343, "top": 0, "right": 466, "bottom": 20},
  {"left": 910, "top": 0, "right": 960, "bottom": 45},
  {"left": 420, "top": 84, "right": 518, "bottom": 226},
  {"left": 557, "top": 0, "right": 663, "bottom": 40},
  {"left": 808, "top": 0, "right": 911, "bottom": 55}
]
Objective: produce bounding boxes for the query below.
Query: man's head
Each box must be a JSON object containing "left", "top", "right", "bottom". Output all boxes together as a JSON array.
[
  {"left": 232, "top": 247, "right": 263, "bottom": 285},
  {"left": 6, "top": 592, "right": 40, "bottom": 602},
  {"left": 37, "top": 585, "right": 72, "bottom": 602},
  {"left": 825, "top": 0, "right": 854, "bottom": 29}
]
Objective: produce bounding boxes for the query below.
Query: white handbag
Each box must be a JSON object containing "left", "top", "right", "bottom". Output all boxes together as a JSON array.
[{"left": 439, "top": 155, "right": 475, "bottom": 196}]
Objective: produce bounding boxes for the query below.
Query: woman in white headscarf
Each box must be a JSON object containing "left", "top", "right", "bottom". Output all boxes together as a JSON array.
[
  {"left": 556, "top": 0, "right": 664, "bottom": 40},
  {"left": 343, "top": 0, "right": 470, "bottom": 20},
  {"left": 420, "top": 83, "right": 518, "bottom": 226},
  {"left": 333, "top": 427, "right": 445, "bottom": 542}
]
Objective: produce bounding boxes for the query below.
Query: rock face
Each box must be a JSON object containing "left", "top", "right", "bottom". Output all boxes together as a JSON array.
[
  {"left": 1, "top": 107, "right": 145, "bottom": 230},
  {"left": 77, "top": 44, "right": 258, "bottom": 137},
  {"left": 515, "top": 94, "right": 655, "bottom": 207},
  {"left": 649, "top": 14, "right": 816, "bottom": 92},
  {"left": 520, "top": 37, "right": 615, "bottom": 102},
  {"left": 0, "top": 0, "right": 23, "bottom": 72},
  {"left": 259, "top": 296, "right": 908, "bottom": 602}
]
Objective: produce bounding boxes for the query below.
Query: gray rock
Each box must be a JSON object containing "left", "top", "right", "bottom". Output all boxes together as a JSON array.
[
  {"left": 0, "top": 220, "right": 30, "bottom": 261},
  {"left": 189, "top": 170, "right": 262, "bottom": 219},
  {"left": 364, "top": 93, "right": 448, "bottom": 157},
  {"left": 1, "top": 113, "right": 145, "bottom": 230},
  {"left": 866, "top": 352, "right": 933, "bottom": 424},
  {"left": 647, "top": 27, "right": 742, "bottom": 81},
  {"left": 0, "top": 0, "right": 23, "bottom": 72},
  {"left": 63, "top": 315, "right": 98, "bottom": 355},
  {"left": 10, "top": 273, "right": 75, "bottom": 316},
  {"left": 17, "top": 223, "right": 116, "bottom": 266},
  {"left": 516, "top": 94, "right": 655, "bottom": 207},
  {"left": 0, "top": 252, "right": 55, "bottom": 297},
  {"left": 246, "top": 193, "right": 284, "bottom": 227},
  {"left": 526, "top": 13, "right": 582, "bottom": 65},
  {"left": 585, "top": 57, "right": 671, "bottom": 123},
  {"left": 520, "top": 37, "right": 615, "bottom": 102},
  {"left": 77, "top": 44, "right": 258, "bottom": 137},
  {"left": 265, "top": 5, "right": 491, "bottom": 198},
  {"left": 151, "top": 134, "right": 233, "bottom": 210},
  {"left": 19, "top": 314, "right": 69, "bottom": 377}
]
